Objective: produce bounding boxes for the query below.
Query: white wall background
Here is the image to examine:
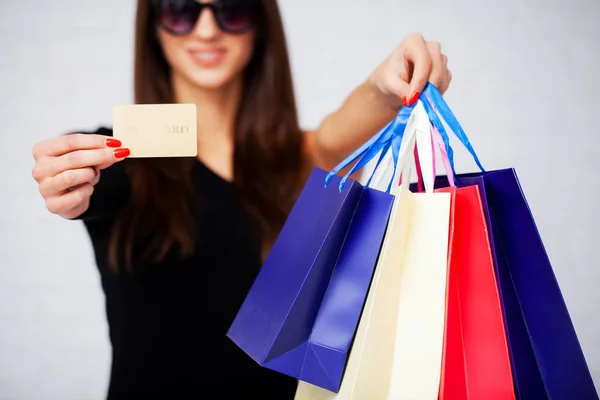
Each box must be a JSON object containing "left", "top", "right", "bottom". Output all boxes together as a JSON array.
[{"left": 1, "top": 0, "right": 598, "bottom": 398}]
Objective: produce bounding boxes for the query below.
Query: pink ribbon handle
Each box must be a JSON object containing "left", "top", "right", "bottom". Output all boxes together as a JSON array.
[{"left": 412, "top": 124, "right": 456, "bottom": 191}]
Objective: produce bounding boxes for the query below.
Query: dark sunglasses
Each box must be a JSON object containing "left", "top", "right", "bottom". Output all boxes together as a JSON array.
[{"left": 151, "top": 0, "right": 261, "bottom": 36}]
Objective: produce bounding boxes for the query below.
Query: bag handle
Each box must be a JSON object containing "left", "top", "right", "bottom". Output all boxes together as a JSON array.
[
  {"left": 381, "top": 100, "right": 436, "bottom": 194},
  {"left": 323, "top": 118, "right": 394, "bottom": 187},
  {"left": 432, "top": 124, "right": 456, "bottom": 187},
  {"left": 413, "top": 124, "right": 456, "bottom": 191},
  {"left": 420, "top": 83, "right": 485, "bottom": 173},
  {"left": 325, "top": 105, "right": 414, "bottom": 193},
  {"left": 323, "top": 81, "right": 478, "bottom": 194},
  {"left": 363, "top": 103, "right": 418, "bottom": 193},
  {"left": 362, "top": 104, "right": 415, "bottom": 193}
]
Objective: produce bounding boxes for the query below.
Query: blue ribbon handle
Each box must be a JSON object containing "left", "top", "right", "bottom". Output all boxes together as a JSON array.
[
  {"left": 418, "top": 93, "right": 457, "bottom": 177},
  {"left": 421, "top": 83, "right": 485, "bottom": 173},
  {"left": 336, "top": 118, "right": 395, "bottom": 191},
  {"left": 324, "top": 118, "right": 394, "bottom": 187},
  {"left": 326, "top": 105, "right": 413, "bottom": 193},
  {"left": 325, "top": 79, "right": 488, "bottom": 193},
  {"left": 366, "top": 104, "right": 414, "bottom": 193},
  {"left": 363, "top": 137, "right": 392, "bottom": 189}
]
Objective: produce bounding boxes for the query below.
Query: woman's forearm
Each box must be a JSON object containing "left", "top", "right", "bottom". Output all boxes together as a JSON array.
[{"left": 311, "top": 80, "right": 401, "bottom": 172}]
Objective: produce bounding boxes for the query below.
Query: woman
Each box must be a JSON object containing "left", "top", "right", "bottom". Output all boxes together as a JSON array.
[{"left": 31, "top": 0, "right": 452, "bottom": 398}]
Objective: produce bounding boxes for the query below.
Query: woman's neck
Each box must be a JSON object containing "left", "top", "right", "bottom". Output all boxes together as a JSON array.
[{"left": 171, "top": 71, "right": 243, "bottom": 140}]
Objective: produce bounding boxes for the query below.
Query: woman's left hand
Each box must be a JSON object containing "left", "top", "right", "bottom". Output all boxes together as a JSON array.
[{"left": 368, "top": 33, "right": 452, "bottom": 109}]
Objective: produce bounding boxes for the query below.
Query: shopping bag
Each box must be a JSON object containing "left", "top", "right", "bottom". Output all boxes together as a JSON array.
[
  {"left": 411, "top": 125, "right": 515, "bottom": 399},
  {"left": 451, "top": 169, "right": 598, "bottom": 399},
  {"left": 420, "top": 83, "right": 599, "bottom": 400},
  {"left": 296, "top": 100, "right": 452, "bottom": 399},
  {"left": 226, "top": 109, "right": 410, "bottom": 392},
  {"left": 439, "top": 183, "right": 515, "bottom": 399}
]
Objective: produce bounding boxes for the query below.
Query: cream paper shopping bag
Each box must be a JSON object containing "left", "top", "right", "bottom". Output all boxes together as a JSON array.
[{"left": 295, "top": 101, "right": 451, "bottom": 400}]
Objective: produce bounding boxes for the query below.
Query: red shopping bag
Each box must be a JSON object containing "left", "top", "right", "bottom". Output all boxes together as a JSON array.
[
  {"left": 413, "top": 128, "right": 515, "bottom": 399},
  {"left": 438, "top": 184, "right": 515, "bottom": 399}
]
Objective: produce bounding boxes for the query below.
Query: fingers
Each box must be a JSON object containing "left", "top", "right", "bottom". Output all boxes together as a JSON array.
[
  {"left": 60, "top": 201, "right": 91, "bottom": 220},
  {"left": 445, "top": 69, "right": 452, "bottom": 92},
  {"left": 438, "top": 70, "right": 451, "bottom": 95},
  {"left": 32, "top": 133, "right": 121, "bottom": 160},
  {"left": 32, "top": 147, "right": 127, "bottom": 182},
  {"left": 427, "top": 41, "right": 444, "bottom": 90},
  {"left": 427, "top": 41, "right": 452, "bottom": 94},
  {"left": 371, "top": 34, "right": 453, "bottom": 108},
  {"left": 380, "top": 58, "right": 411, "bottom": 107},
  {"left": 44, "top": 183, "right": 94, "bottom": 216},
  {"left": 38, "top": 167, "right": 98, "bottom": 198},
  {"left": 31, "top": 133, "right": 128, "bottom": 219},
  {"left": 439, "top": 53, "right": 452, "bottom": 94},
  {"left": 91, "top": 168, "right": 101, "bottom": 186},
  {"left": 402, "top": 33, "right": 433, "bottom": 99}
]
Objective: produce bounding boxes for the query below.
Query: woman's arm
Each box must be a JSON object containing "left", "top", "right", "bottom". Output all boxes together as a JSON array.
[
  {"left": 308, "top": 81, "right": 400, "bottom": 172},
  {"left": 308, "top": 34, "right": 452, "bottom": 171}
]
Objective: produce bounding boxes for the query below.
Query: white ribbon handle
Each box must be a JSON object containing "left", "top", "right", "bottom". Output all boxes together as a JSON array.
[
  {"left": 368, "top": 101, "right": 435, "bottom": 194},
  {"left": 391, "top": 101, "right": 435, "bottom": 194},
  {"left": 368, "top": 147, "right": 394, "bottom": 192}
]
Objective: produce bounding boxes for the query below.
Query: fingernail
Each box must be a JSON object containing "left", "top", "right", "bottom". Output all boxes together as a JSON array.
[
  {"left": 408, "top": 91, "right": 420, "bottom": 106},
  {"left": 106, "top": 138, "right": 122, "bottom": 148},
  {"left": 402, "top": 96, "right": 408, "bottom": 107},
  {"left": 114, "top": 148, "right": 130, "bottom": 158},
  {"left": 94, "top": 168, "right": 99, "bottom": 176}
]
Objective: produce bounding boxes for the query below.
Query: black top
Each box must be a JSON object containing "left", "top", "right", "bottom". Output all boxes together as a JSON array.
[{"left": 77, "top": 128, "right": 298, "bottom": 399}]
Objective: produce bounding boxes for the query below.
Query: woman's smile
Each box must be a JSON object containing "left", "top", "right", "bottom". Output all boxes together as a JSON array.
[{"left": 187, "top": 47, "right": 227, "bottom": 67}]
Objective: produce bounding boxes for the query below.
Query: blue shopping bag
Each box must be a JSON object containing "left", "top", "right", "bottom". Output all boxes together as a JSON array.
[
  {"left": 227, "top": 108, "right": 413, "bottom": 392},
  {"left": 418, "top": 83, "right": 599, "bottom": 400}
]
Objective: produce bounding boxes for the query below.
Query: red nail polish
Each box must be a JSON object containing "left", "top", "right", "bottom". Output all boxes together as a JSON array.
[
  {"left": 408, "top": 91, "right": 420, "bottom": 106},
  {"left": 106, "top": 138, "right": 122, "bottom": 148},
  {"left": 114, "top": 148, "right": 130, "bottom": 158},
  {"left": 402, "top": 97, "right": 408, "bottom": 107}
]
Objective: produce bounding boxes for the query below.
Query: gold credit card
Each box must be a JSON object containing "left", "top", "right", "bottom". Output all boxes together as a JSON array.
[{"left": 112, "top": 103, "right": 198, "bottom": 158}]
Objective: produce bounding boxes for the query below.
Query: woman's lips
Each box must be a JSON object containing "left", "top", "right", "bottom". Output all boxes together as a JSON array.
[{"left": 188, "top": 48, "right": 227, "bottom": 67}]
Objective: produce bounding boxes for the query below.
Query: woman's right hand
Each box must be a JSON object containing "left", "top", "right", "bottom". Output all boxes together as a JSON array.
[{"left": 31, "top": 133, "right": 130, "bottom": 219}]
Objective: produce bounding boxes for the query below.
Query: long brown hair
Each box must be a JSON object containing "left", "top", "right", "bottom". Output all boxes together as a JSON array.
[{"left": 107, "top": 0, "right": 307, "bottom": 271}]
